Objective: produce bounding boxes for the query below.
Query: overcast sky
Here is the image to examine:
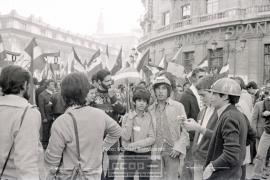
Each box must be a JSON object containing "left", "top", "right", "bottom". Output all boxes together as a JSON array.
[{"left": 0, "top": 0, "right": 145, "bottom": 35}]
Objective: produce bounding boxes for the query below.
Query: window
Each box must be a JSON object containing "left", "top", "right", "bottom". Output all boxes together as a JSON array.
[
  {"left": 264, "top": 44, "right": 270, "bottom": 83},
  {"left": 182, "top": 4, "right": 191, "bottom": 19},
  {"left": 162, "top": 11, "right": 170, "bottom": 26},
  {"left": 183, "top": 51, "right": 194, "bottom": 73},
  {"left": 206, "top": 0, "right": 218, "bottom": 14},
  {"left": 208, "top": 48, "right": 223, "bottom": 71}
]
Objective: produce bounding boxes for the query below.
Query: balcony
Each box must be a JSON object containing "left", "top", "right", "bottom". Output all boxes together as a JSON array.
[{"left": 139, "top": 4, "right": 270, "bottom": 44}]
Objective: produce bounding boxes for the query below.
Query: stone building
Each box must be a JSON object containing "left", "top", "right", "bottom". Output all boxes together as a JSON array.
[
  {"left": 138, "top": 0, "right": 270, "bottom": 85},
  {"left": 0, "top": 10, "right": 119, "bottom": 74}
]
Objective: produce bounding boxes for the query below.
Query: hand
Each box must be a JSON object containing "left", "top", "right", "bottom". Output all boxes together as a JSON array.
[
  {"left": 169, "top": 150, "right": 180, "bottom": 158},
  {"left": 43, "top": 118, "right": 48, "bottom": 123},
  {"left": 126, "top": 143, "right": 138, "bottom": 151},
  {"left": 203, "top": 163, "right": 215, "bottom": 180},
  {"left": 108, "top": 88, "right": 115, "bottom": 98},
  {"left": 183, "top": 118, "right": 202, "bottom": 132},
  {"left": 262, "top": 111, "right": 270, "bottom": 117}
]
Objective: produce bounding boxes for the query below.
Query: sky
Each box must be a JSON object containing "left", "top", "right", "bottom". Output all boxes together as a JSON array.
[{"left": 0, "top": 0, "right": 145, "bottom": 35}]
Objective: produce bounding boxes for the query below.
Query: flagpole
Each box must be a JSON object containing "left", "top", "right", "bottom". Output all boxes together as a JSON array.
[{"left": 29, "top": 51, "right": 36, "bottom": 105}]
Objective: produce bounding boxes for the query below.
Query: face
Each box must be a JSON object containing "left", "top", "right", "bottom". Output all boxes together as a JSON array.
[
  {"left": 197, "top": 71, "right": 207, "bottom": 80},
  {"left": 210, "top": 92, "right": 227, "bottom": 109},
  {"left": 47, "top": 81, "right": 55, "bottom": 92},
  {"left": 86, "top": 88, "right": 96, "bottom": 103},
  {"left": 135, "top": 99, "right": 148, "bottom": 112},
  {"left": 183, "top": 83, "right": 191, "bottom": 91},
  {"left": 247, "top": 88, "right": 255, "bottom": 95},
  {"left": 99, "top": 75, "right": 112, "bottom": 90},
  {"left": 155, "top": 84, "right": 169, "bottom": 101},
  {"left": 198, "top": 89, "right": 212, "bottom": 106},
  {"left": 176, "top": 86, "right": 184, "bottom": 95}
]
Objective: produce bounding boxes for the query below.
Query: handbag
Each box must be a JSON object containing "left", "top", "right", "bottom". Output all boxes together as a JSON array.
[
  {"left": 0, "top": 106, "right": 30, "bottom": 180},
  {"left": 46, "top": 112, "right": 88, "bottom": 180}
]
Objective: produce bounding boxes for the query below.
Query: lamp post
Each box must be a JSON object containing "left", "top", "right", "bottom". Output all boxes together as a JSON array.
[{"left": 211, "top": 35, "right": 246, "bottom": 76}]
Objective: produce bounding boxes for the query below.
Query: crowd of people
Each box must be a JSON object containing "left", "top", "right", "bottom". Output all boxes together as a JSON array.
[{"left": 0, "top": 64, "right": 269, "bottom": 180}]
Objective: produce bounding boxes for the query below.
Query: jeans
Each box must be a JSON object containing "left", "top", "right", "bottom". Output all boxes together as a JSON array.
[
  {"left": 252, "top": 131, "right": 270, "bottom": 179},
  {"left": 124, "top": 151, "right": 151, "bottom": 180},
  {"left": 160, "top": 151, "right": 180, "bottom": 180}
]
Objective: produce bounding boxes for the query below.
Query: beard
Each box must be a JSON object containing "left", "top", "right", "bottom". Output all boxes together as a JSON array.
[{"left": 101, "top": 82, "right": 111, "bottom": 90}]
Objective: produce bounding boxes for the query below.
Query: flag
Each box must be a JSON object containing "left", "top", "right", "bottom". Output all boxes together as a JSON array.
[
  {"left": 219, "top": 63, "right": 229, "bottom": 74},
  {"left": 197, "top": 55, "right": 209, "bottom": 68},
  {"left": 144, "top": 65, "right": 160, "bottom": 76},
  {"left": 171, "top": 47, "right": 182, "bottom": 63},
  {"left": 87, "top": 48, "right": 101, "bottom": 67},
  {"left": 136, "top": 48, "right": 150, "bottom": 72},
  {"left": 25, "top": 38, "right": 42, "bottom": 60},
  {"left": 87, "top": 59, "right": 103, "bottom": 78},
  {"left": 167, "top": 62, "right": 185, "bottom": 78},
  {"left": 158, "top": 55, "right": 168, "bottom": 70},
  {"left": 0, "top": 35, "right": 7, "bottom": 61},
  {"left": 111, "top": 47, "right": 122, "bottom": 75},
  {"left": 69, "top": 47, "right": 86, "bottom": 73}
]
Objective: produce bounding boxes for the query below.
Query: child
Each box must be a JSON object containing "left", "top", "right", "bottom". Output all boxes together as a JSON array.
[{"left": 121, "top": 87, "right": 155, "bottom": 180}]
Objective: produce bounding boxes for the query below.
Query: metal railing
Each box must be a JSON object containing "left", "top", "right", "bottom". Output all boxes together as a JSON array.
[{"left": 140, "top": 4, "right": 270, "bottom": 43}]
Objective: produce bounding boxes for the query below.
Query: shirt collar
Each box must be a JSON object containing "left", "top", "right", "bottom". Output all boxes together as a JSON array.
[
  {"left": 217, "top": 103, "right": 230, "bottom": 119},
  {"left": 0, "top": 95, "right": 30, "bottom": 108},
  {"left": 154, "top": 97, "right": 172, "bottom": 108}
]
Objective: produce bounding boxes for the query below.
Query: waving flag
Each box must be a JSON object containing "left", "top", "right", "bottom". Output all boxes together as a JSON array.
[
  {"left": 87, "top": 48, "right": 101, "bottom": 67},
  {"left": 111, "top": 47, "right": 122, "bottom": 75},
  {"left": 136, "top": 48, "right": 150, "bottom": 72}
]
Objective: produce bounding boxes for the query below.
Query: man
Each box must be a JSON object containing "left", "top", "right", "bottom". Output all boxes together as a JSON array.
[
  {"left": 246, "top": 81, "right": 260, "bottom": 105},
  {"left": 38, "top": 79, "right": 55, "bottom": 149},
  {"left": 0, "top": 65, "right": 42, "bottom": 179},
  {"left": 180, "top": 68, "right": 207, "bottom": 180},
  {"left": 94, "top": 69, "right": 125, "bottom": 180},
  {"left": 197, "top": 78, "right": 248, "bottom": 180},
  {"left": 149, "top": 76, "right": 189, "bottom": 179}
]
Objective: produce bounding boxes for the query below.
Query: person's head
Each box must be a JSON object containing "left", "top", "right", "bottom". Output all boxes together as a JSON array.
[
  {"left": 0, "top": 65, "right": 31, "bottom": 99},
  {"left": 96, "top": 69, "right": 112, "bottom": 90},
  {"left": 196, "top": 75, "right": 216, "bottom": 106},
  {"left": 176, "top": 84, "right": 184, "bottom": 95},
  {"left": 246, "top": 81, "right": 258, "bottom": 95},
  {"left": 86, "top": 84, "right": 96, "bottom": 104},
  {"left": 183, "top": 81, "right": 191, "bottom": 91},
  {"left": 61, "top": 72, "right": 90, "bottom": 107},
  {"left": 132, "top": 87, "right": 151, "bottom": 112},
  {"left": 153, "top": 76, "right": 171, "bottom": 102},
  {"left": 231, "top": 76, "right": 246, "bottom": 90},
  {"left": 209, "top": 78, "right": 241, "bottom": 109},
  {"left": 46, "top": 79, "right": 55, "bottom": 92},
  {"left": 137, "top": 81, "right": 147, "bottom": 88},
  {"left": 190, "top": 68, "right": 207, "bottom": 85}
]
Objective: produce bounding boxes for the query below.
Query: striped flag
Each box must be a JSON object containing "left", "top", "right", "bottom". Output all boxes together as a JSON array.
[
  {"left": 87, "top": 59, "right": 103, "bottom": 78},
  {"left": 219, "top": 63, "right": 229, "bottom": 74},
  {"left": 171, "top": 47, "right": 182, "bottom": 63},
  {"left": 87, "top": 48, "right": 101, "bottom": 67},
  {"left": 111, "top": 47, "right": 122, "bottom": 75},
  {"left": 136, "top": 48, "right": 150, "bottom": 72},
  {"left": 69, "top": 47, "right": 86, "bottom": 73}
]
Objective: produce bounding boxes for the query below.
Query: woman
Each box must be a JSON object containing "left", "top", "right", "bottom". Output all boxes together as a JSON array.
[
  {"left": 45, "top": 73, "right": 122, "bottom": 179},
  {"left": 86, "top": 84, "right": 97, "bottom": 107}
]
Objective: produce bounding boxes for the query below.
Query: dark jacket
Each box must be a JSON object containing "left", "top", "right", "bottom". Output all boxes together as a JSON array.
[
  {"left": 50, "top": 92, "right": 66, "bottom": 119},
  {"left": 38, "top": 90, "right": 53, "bottom": 121},
  {"left": 262, "top": 98, "right": 270, "bottom": 134},
  {"left": 180, "top": 88, "right": 200, "bottom": 141},
  {"left": 205, "top": 105, "right": 248, "bottom": 180},
  {"left": 192, "top": 107, "right": 218, "bottom": 163}
]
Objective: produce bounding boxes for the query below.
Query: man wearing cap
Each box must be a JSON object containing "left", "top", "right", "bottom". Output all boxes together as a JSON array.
[
  {"left": 149, "top": 76, "right": 189, "bottom": 179},
  {"left": 184, "top": 78, "right": 248, "bottom": 180}
]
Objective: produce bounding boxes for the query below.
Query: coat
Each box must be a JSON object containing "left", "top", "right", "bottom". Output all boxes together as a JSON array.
[
  {"left": 0, "top": 95, "right": 43, "bottom": 180},
  {"left": 179, "top": 88, "right": 200, "bottom": 141},
  {"left": 251, "top": 101, "right": 266, "bottom": 138},
  {"left": 38, "top": 90, "right": 53, "bottom": 121},
  {"left": 205, "top": 105, "right": 248, "bottom": 180},
  {"left": 148, "top": 98, "right": 190, "bottom": 158}
]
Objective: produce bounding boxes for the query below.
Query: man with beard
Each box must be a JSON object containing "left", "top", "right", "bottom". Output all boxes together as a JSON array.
[
  {"left": 95, "top": 69, "right": 125, "bottom": 180},
  {"left": 0, "top": 65, "right": 43, "bottom": 180},
  {"left": 38, "top": 79, "right": 55, "bottom": 149}
]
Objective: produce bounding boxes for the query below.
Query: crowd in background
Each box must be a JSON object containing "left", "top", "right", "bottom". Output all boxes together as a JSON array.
[{"left": 0, "top": 65, "right": 269, "bottom": 180}]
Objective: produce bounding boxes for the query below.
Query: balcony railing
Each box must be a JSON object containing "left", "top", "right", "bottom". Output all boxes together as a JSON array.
[{"left": 140, "top": 4, "right": 270, "bottom": 43}]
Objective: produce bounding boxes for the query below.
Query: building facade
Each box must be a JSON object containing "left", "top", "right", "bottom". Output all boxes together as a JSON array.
[
  {"left": 138, "top": 0, "right": 270, "bottom": 85},
  {"left": 0, "top": 10, "right": 119, "bottom": 73}
]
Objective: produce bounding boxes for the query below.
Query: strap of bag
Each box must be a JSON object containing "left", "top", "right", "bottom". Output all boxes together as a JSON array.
[
  {"left": 0, "top": 106, "right": 30, "bottom": 178},
  {"left": 68, "top": 112, "right": 81, "bottom": 163}
]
